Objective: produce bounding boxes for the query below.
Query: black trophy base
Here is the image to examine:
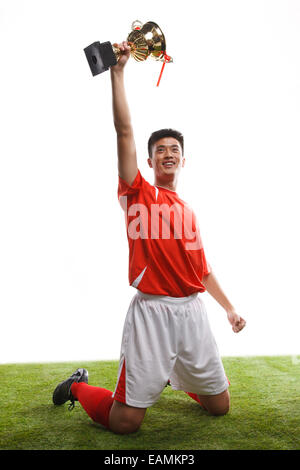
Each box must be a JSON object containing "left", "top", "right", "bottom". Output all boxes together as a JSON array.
[{"left": 84, "top": 41, "right": 117, "bottom": 76}]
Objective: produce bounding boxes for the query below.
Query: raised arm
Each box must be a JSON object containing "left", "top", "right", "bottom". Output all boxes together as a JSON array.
[{"left": 110, "top": 41, "right": 138, "bottom": 186}]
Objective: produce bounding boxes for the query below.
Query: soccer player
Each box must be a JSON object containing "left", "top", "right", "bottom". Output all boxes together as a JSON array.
[{"left": 52, "top": 41, "right": 246, "bottom": 434}]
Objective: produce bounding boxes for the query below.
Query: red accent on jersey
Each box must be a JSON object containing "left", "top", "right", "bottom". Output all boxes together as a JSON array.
[{"left": 118, "top": 170, "right": 211, "bottom": 297}]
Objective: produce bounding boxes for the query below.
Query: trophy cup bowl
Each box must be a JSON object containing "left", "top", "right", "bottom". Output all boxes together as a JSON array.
[{"left": 84, "top": 20, "right": 173, "bottom": 76}]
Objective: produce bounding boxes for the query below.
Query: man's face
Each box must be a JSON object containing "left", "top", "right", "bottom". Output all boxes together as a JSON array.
[{"left": 147, "top": 137, "right": 185, "bottom": 178}]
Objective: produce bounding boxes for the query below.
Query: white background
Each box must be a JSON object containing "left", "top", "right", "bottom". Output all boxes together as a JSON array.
[{"left": 0, "top": 0, "right": 299, "bottom": 364}]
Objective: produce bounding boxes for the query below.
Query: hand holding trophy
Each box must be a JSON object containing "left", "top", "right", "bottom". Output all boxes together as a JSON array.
[
  {"left": 84, "top": 20, "right": 173, "bottom": 85},
  {"left": 111, "top": 41, "right": 131, "bottom": 72}
]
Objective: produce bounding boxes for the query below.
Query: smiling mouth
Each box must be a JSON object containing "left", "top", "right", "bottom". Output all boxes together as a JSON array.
[{"left": 162, "top": 161, "right": 175, "bottom": 167}]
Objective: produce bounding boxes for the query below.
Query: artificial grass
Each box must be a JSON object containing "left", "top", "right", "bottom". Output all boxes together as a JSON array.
[{"left": 0, "top": 356, "right": 299, "bottom": 450}]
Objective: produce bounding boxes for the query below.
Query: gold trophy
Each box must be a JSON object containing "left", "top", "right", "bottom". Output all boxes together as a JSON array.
[{"left": 84, "top": 20, "right": 173, "bottom": 76}]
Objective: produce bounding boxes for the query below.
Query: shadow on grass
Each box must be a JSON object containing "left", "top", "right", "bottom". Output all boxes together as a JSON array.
[
  {"left": 8, "top": 392, "right": 213, "bottom": 450},
  {"left": 5, "top": 365, "right": 300, "bottom": 450},
  {"left": 2, "top": 357, "right": 300, "bottom": 450}
]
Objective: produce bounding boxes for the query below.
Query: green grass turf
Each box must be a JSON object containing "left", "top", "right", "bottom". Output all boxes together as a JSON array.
[{"left": 0, "top": 356, "right": 299, "bottom": 450}]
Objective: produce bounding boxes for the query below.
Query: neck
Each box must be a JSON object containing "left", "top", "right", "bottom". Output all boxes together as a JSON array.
[{"left": 154, "top": 176, "right": 178, "bottom": 192}]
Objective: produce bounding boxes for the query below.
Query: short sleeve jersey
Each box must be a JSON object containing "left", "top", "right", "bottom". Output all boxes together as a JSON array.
[{"left": 118, "top": 169, "right": 211, "bottom": 297}]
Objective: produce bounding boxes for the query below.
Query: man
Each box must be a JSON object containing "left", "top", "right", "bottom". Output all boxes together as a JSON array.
[{"left": 52, "top": 41, "right": 246, "bottom": 434}]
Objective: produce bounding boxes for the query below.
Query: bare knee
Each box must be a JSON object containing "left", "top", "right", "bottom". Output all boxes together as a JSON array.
[
  {"left": 198, "top": 390, "right": 230, "bottom": 417},
  {"left": 110, "top": 418, "right": 141, "bottom": 435},
  {"left": 108, "top": 400, "right": 146, "bottom": 434},
  {"left": 208, "top": 403, "right": 230, "bottom": 416}
]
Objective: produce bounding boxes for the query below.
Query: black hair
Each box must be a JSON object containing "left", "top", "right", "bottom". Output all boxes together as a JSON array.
[{"left": 147, "top": 128, "right": 184, "bottom": 158}]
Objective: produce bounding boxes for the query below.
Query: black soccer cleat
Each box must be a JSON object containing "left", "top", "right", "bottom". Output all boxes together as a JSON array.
[{"left": 52, "top": 368, "right": 88, "bottom": 410}]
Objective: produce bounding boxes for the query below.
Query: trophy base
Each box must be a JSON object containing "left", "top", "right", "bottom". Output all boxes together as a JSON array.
[{"left": 84, "top": 41, "right": 117, "bottom": 76}]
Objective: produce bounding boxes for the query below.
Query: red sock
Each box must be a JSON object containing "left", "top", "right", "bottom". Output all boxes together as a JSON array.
[
  {"left": 185, "top": 376, "right": 230, "bottom": 410},
  {"left": 185, "top": 392, "right": 207, "bottom": 410},
  {"left": 71, "top": 382, "right": 114, "bottom": 428}
]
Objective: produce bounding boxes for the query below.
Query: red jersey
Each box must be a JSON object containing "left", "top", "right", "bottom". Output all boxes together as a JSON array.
[{"left": 118, "top": 170, "right": 211, "bottom": 297}]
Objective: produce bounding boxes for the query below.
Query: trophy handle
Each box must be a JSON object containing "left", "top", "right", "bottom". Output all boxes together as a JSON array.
[{"left": 131, "top": 20, "right": 143, "bottom": 30}]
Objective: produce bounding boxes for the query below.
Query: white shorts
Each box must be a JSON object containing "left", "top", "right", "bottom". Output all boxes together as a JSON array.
[{"left": 113, "top": 290, "right": 229, "bottom": 408}]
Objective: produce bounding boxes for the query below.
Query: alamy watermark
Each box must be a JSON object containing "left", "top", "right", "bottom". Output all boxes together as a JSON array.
[{"left": 119, "top": 196, "right": 204, "bottom": 251}]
